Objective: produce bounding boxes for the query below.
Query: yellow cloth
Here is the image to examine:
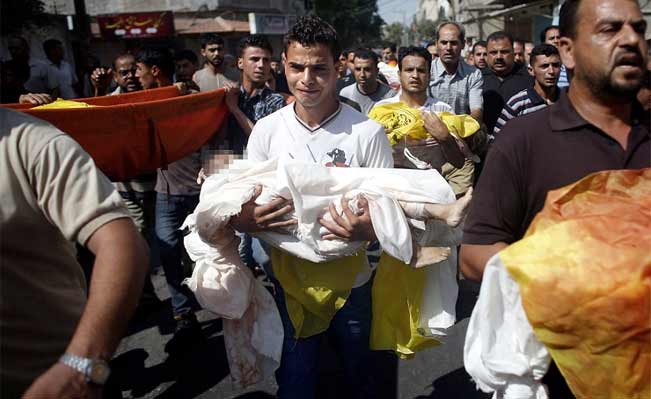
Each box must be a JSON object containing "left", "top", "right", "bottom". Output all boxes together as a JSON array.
[
  {"left": 370, "top": 254, "right": 441, "bottom": 358},
  {"left": 271, "top": 248, "right": 365, "bottom": 338},
  {"left": 368, "top": 102, "right": 480, "bottom": 145},
  {"left": 501, "top": 169, "right": 651, "bottom": 399},
  {"left": 32, "top": 98, "right": 95, "bottom": 109}
]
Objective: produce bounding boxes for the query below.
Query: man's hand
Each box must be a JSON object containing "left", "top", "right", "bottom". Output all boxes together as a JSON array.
[
  {"left": 224, "top": 83, "right": 241, "bottom": 112},
  {"left": 22, "top": 362, "right": 101, "bottom": 399},
  {"left": 19, "top": 93, "right": 53, "bottom": 105},
  {"left": 229, "top": 185, "right": 297, "bottom": 233},
  {"left": 173, "top": 81, "right": 199, "bottom": 95},
  {"left": 421, "top": 110, "right": 451, "bottom": 142},
  {"left": 319, "top": 196, "right": 377, "bottom": 242},
  {"left": 90, "top": 67, "right": 113, "bottom": 96}
]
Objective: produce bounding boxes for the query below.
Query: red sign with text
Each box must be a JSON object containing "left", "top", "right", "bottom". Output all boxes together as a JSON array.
[{"left": 97, "top": 11, "right": 174, "bottom": 39}]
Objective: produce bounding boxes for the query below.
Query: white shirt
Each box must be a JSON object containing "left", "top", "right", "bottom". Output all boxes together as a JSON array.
[
  {"left": 23, "top": 59, "right": 59, "bottom": 94},
  {"left": 247, "top": 102, "right": 394, "bottom": 286},
  {"left": 47, "top": 60, "right": 78, "bottom": 99}
]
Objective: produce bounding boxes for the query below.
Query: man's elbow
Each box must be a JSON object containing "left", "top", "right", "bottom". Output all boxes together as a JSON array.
[{"left": 460, "top": 245, "right": 484, "bottom": 282}]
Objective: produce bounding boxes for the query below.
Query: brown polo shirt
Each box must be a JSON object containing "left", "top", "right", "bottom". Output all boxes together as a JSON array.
[{"left": 463, "top": 91, "right": 650, "bottom": 245}]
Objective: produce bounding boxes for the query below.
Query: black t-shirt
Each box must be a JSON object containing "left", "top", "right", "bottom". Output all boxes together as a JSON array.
[
  {"left": 482, "top": 62, "right": 534, "bottom": 132},
  {"left": 464, "top": 91, "right": 650, "bottom": 246}
]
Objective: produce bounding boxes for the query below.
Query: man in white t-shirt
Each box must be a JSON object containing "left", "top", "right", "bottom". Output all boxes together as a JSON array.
[
  {"left": 232, "top": 15, "right": 393, "bottom": 399},
  {"left": 43, "top": 39, "right": 78, "bottom": 99}
]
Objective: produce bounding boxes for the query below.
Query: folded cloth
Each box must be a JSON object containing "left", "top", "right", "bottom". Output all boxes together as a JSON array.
[{"left": 464, "top": 168, "right": 651, "bottom": 399}]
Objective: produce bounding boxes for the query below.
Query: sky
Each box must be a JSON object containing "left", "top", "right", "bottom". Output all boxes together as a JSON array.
[{"left": 377, "top": 0, "right": 419, "bottom": 25}]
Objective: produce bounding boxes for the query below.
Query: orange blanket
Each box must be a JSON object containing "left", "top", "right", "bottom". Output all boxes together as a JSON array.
[{"left": 2, "top": 86, "right": 228, "bottom": 181}]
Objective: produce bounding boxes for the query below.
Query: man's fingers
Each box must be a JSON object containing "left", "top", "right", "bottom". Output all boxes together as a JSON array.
[
  {"left": 267, "top": 218, "right": 298, "bottom": 229},
  {"left": 256, "top": 203, "right": 293, "bottom": 225},
  {"left": 319, "top": 216, "right": 351, "bottom": 239},
  {"left": 329, "top": 201, "right": 354, "bottom": 231}
]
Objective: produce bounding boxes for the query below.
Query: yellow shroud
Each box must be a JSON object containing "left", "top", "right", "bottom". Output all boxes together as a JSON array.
[
  {"left": 368, "top": 101, "right": 480, "bottom": 145},
  {"left": 501, "top": 169, "right": 651, "bottom": 399}
]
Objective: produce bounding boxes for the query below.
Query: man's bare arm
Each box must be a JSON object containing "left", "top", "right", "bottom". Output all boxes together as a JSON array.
[
  {"left": 421, "top": 110, "right": 465, "bottom": 169},
  {"left": 224, "top": 85, "right": 254, "bottom": 136},
  {"left": 470, "top": 108, "right": 482, "bottom": 122},
  {"left": 459, "top": 242, "right": 508, "bottom": 282},
  {"left": 23, "top": 218, "right": 149, "bottom": 398}
]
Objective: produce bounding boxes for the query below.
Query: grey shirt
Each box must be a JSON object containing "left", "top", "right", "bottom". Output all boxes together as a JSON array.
[
  {"left": 340, "top": 83, "right": 397, "bottom": 115},
  {"left": 429, "top": 58, "right": 483, "bottom": 115}
]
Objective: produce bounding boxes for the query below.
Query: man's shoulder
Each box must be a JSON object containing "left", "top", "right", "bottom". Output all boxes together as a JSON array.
[
  {"left": 337, "top": 103, "right": 384, "bottom": 133},
  {"left": 339, "top": 83, "right": 356, "bottom": 98},
  {"left": 505, "top": 88, "right": 532, "bottom": 106},
  {"left": 493, "top": 105, "right": 552, "bottom": 148},
  {"left": 2, "top": 108, "right": 71, "bottom": 157}
]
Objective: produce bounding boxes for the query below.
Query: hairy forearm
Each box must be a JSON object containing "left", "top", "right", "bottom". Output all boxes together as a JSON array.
[
  {"left": 439, "top": 137, "right": 465, "bottom": 169},
  {"left": 460, "top": 242, "right": 508, "bottom": 282},
  {"left": 65, "top": 218, "right": 149, "bottom": 359},
  {"left": 470, "top": 108, "right": 482, "bottom": 122}
]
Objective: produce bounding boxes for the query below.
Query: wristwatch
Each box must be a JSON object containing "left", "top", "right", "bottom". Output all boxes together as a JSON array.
[{"left": 59, "top": 353, "right": 111, "bottom": 385}]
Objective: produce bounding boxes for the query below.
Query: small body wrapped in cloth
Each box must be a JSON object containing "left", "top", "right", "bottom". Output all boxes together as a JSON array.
[
  {"left": 182, "top": 158, "right": 470, "bottom": 386},
  {"left": 464, "top": 169, "right": 651, "bottom": 399}
]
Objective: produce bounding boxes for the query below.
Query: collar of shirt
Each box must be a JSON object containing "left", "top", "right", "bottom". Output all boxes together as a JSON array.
[
  {"left": 431, "top": 57, "right": 466, "bottom": 81},
  {"left": 293, "top": 101, "right": 342, "bottom": 132},
  {"left": 482, "top": 62, "right": 528, "bottom": 81},
  {"left": 239, "top": 85, "right": 270, "bottom": 102},
  {"left": 549, "top": 90, "right": 648, "bottom": 132}
]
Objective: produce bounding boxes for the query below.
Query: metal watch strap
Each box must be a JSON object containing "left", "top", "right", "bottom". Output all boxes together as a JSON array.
[{"left": 59, "top": 353, "right": 108, "bottom": 385}]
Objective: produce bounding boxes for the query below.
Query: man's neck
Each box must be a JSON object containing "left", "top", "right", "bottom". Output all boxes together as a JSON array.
[
  {"left": 442, "top": 59, "right": 459, "bottom": 75},
  {"left": 534, "top": 82, "right": 558, "bottom": 104},
  {"left": 242, "top": 78, "right": 265, "bottom": 96},
  {"left": 568, "top": 81, "right": 633, "bottom": 149},
  {"left": 156, "top": 76, "right": 173, "bottom": 88},
  {"left": 357, "top": 80, "right": 379, "bottom": 96},
  {"left": 399, "top": 91, "right": 428, "bottom": 108},
  {"left": 493, "top": 64, "right": 514, "bottom": 81},
  {"left": 206, "top": 62, "right": 224, "bottom": 75},
  {"left": 295, "top": 97, "right": 339, "bottom": 128}
]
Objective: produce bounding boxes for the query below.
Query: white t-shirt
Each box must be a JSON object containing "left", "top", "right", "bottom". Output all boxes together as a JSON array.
[{"left": 247, "top": 102, "right": 393, "bottom": 286}]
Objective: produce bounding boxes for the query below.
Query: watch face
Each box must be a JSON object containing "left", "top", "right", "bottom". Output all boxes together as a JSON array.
[{"left": 90, "top": 360, "right": 111, "bottom": 384}]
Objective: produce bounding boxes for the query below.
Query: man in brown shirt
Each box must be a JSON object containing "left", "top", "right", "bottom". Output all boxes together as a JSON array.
[{"left": 461, "top": 0, "right": 649, "bottom": 395}]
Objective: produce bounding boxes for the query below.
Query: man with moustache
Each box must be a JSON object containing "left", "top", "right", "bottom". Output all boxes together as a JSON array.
[
  {"left": 494, "top": 44, "right": 562, "bottom": 134},
  {"left": 193, "top": 33, "right": 236, "bottom": 91},
  {"left": 481, "top": 31, "right": 534, "bottom": 133},
  {"left": 90, "top": 53, "right": 142, "bottom": 97},
  {"left": 524, "top": 41, "right": 535, "bottom": 65},
  {"left": 461, "top": 0, "right": 649, "bottom": 395},
  {"left": 513, "top": 39, "right": 526, "bottom": 64}
]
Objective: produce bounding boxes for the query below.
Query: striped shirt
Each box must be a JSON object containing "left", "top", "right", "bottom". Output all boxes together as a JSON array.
[
  {"left": 493, "top": 88, "right": 556, "bottom": 134},
  {"left": 557, "top": 64, "right": 570, "bottom": 88}
]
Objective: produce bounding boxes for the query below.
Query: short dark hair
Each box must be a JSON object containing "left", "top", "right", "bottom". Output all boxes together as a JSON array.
[
  {"left": 113, "top": 53, "right": 135, "bottom": 69},
  {"left": 200, "top": 33, "right": 225, "bottom": 49},
  {"left": 426, "top": 40, "right": 436, "bottom": 48},
  {"left": 238, "top": 34, "right": 273, "bottom": 57},
  {"left": 384, "top": 42, "right": 397, "bottom": 53},
  {"left": 436, "top": 21, "right": 465, "bottom": 43},
  {"left": 529, "top": 43, "right": 560, "bottom": 65},
  {"left": 486, "top": 31, "right": 514, "bottom": 47},
  {"left": 2, "top": 59, "right": 30, "bottom": 82},
  {"left": 559, "top": 0, "right": 582, "bottom": 39},
  {"left": 353, "top": 48, "right": 378, "bottom": 65},
  {"left": 540, "top": 25, "right": 561, "bottom": 43},
  {"left": 175, "top": 49, "right": 198, "bottom": 64},
  {"left": 397, "top": 46, "right": 432, "bottom": 71},
  {"left": 284, "top": 15, "right": 341, "bottom": 63},
  {"left": 43, "top": 38, "right": 62, "bottom": 54},
  {"left": 472, "top": 40, "right": 487, "bottom": 53},
  {"left": 136, "top": 47, "right": 175, "bottom": 79}
]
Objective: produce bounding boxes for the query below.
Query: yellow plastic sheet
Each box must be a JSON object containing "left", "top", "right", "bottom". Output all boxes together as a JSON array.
[
  {"left": 368, "top": 102, "right": 480, "bottom": 145},
  {"left": 271, "top": 249, "right": 365, "bottom": 338},
  {"left": 33, "top": 98, "right": 95, "bottom": 109},
  {"left": 370, "top": 254, "right": 441, "bottom": 358},
  {"left": 501, "top": 169, "right": 651, "bottom": 399}
]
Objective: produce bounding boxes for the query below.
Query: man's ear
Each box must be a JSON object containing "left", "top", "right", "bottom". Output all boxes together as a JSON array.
[
  {"left": 559, "top": 37, "right": 575, "bottom": 70},
  {"left": 281, "top": 52, "right": 287, "bottom": 65},
  {"left": 528, "top": 63, "right": 535, "bottom": 77},
  {"left": 151, "top": 65, "right": 160, "bottom": 78},
  {"left": 237, "top": 57, "right": 244, "bottom": 70}
]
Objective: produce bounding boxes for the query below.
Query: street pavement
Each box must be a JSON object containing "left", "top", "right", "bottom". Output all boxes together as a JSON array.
[{"left": 110, "top": 269, "right": 491, "bottom": 399}]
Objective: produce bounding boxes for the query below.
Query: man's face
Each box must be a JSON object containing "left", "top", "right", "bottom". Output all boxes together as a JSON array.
[
  {"left": 437, "top": 25, "right": 462, "bottom": 68},
  {"left": 399, "top": 55, "right": 430, "bottom": 94},
  {"left": 529, "top": 54, "right": 562, "bottom": 88},
  {"left": 282, "top": 42, "right": 338, "bottom": 109},
  {"left": 473, "top": 45, "right": 488, "bottom": 69},
  {"left": 47, "top": 44, "right": 64, "bottom": 64},
  {"left": 114, "top": 56, "right": 141, "bottom": 92},
  {"left": 487, "top": 38, "right": 515, "bottom": 76},
  {"left": 544, "top": 28, "right": 561, "bottom": 48},
  {"left": 239, "top": 46, "right": 272, "bottom": 86},
  {"left": 514, "top": 41, "right": 525, "bottom": 64},
  {"left": 563, "top": 0, "right": 647, "bottom": 98},
  {"left": 202, "top": 43, "right": 225, "bottom": 68},
  {"left": 270, "top": 60, "right": 282, "bottom": 74},
  {"left": 427, "top": 44, "right": 438, "bottom": 60},
  {"left": 353, "top": 57, "right": 379, "bottom": 92},
  {"left": 8, "top": 38, "right": 29, "bottom": 62},
  {"left": 136, "top": 62, "right": 156, "bottom": 89},
  {"left": 525, "top": 42, "right": 535, "bottom": 65},
  {"left": 175, "top": 58, "right": 197, "bottom": 83},
  {"left": 382, "top": 47, "right": 396, "bottom": 62}
]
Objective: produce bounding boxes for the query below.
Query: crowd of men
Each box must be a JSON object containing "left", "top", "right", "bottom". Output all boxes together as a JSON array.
[{"left": 1, "top": 0, "right": 650, "bottom": 397}]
